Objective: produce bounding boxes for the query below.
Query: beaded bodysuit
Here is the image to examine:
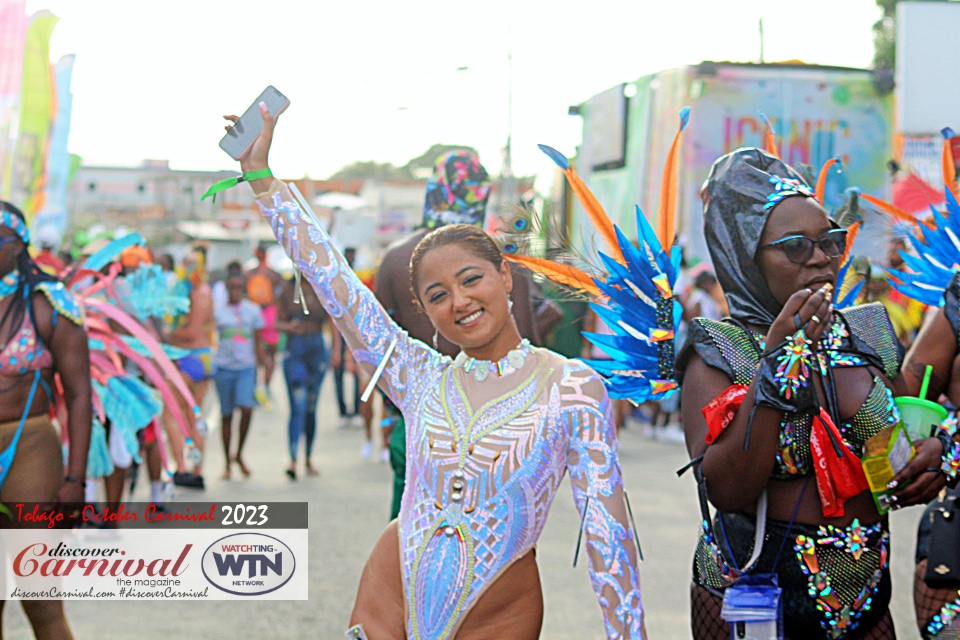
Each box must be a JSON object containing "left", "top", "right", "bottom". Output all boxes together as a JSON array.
[
  {"left": 256, "top": 181, "right": 644, "bottom": 639},
  {"left": 683, "top": 306, "right": 904, "bottom": 639}
]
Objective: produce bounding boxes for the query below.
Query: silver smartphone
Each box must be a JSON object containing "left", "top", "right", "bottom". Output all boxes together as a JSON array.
[{"left": 219, "top": 86, "right": 290, "bottom": 160}]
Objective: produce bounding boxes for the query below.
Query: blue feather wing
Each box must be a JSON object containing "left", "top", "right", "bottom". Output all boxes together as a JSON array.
[
  {"left": 887, "top": 189, "right": 960, "bottom": 306},
  {"left": 582, "top": 207, "right": 680, "bottom": 403}
]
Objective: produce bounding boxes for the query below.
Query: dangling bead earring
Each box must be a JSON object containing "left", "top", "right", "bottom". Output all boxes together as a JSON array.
[
  {"left": 507, "top": 297, "right": 514, "bottom": 312},
  {"left": 433, "top": 329, "right": 439, "bottom": 349}
]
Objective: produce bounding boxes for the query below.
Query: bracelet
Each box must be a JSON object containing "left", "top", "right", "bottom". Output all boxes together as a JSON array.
[
  {"left": 64, "top": 475, "right": 83, "bottom": 484},
  {"left": 773, "top": 329, "right": 813, "bottom": 400},
  {"left": 754, "top": 329, "right": 817, "bottom": 414},
  {"left": 201, "top": 167, "right": 274, "bottom": 202},
  {"left": 941, "top": 439, "right": 960, "bottom": 489}
]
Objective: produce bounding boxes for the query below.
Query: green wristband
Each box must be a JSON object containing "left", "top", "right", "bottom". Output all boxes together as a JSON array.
[{"left": 201, "top": 168, "right": 274, "bottom": 202}]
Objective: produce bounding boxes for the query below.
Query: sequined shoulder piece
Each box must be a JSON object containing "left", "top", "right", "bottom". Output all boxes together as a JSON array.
[
  {"left": 837, "top": 303, "right": 903, "bottom": 381},
  {"left": 678, "top": 318, "right": 760, "bottom": 386},
  {"left": 37, "top": 281, "right": 83, "bottom": 326}
]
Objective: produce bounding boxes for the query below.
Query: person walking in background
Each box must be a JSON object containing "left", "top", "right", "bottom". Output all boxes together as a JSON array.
[
  {"left": 275, "top": 277, "right": 329, "bottom": 479},
  {"left": 685, "top": 270, "right": 725, "bottom": 321},
  {"left": 332, "top": 247, "right": 362, "bottom": 431},
  {"left": 32, "top": 226, "right": 65, "bottom": 276},
  {"left": 247, "top": 244, "right": 284, "bottom": 406},
  {"left": 212, "top": 260, "right": 243, "bottom": 309},
  {"left": 212, "top": 273, "right": 264, "bottom": 480},
  {"left": 164, "top": 247, "right": 213, "bottom": 489}
]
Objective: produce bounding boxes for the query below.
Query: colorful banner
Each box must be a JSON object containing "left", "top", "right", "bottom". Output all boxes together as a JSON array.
[
  {"left": 576, "top": 65, "right": 894, "bottom": 262},
  {"left": 11, "top": 11, "right": 58, "bottom": 218},
  {"left": 32, "top": 54, "right": 75, "bottom": 246},
  {"left": 0, "top": 0, "right": 27, "bottom": 200}
]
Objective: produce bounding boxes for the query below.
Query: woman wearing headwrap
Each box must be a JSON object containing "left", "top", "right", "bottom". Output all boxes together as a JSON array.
[
  {"left": 0, "top": 200, "right": 91, "bottom": 640},
  {"left": 677, "top": 148, "right": 947, "bottom": 639}
]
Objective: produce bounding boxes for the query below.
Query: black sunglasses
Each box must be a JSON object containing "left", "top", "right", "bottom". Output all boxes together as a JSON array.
[{"left": 759, "top": 229, "right": 847, "bottom": 265}]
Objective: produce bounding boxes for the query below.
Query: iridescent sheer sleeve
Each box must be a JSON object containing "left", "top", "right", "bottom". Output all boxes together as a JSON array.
[
  {"left": 563, "top": 363, "right": 645, "bottom": 639},
  {"left": 255, "top": 180, "right": 444, "bottom": 410}
]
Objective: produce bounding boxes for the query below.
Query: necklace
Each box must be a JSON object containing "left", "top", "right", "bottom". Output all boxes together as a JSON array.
[
  {"left": 454, "top": 339, "right": 532, "bottom": 382},
  {"left": 0, "top": 270, "right": 19, "bottom": 302}
]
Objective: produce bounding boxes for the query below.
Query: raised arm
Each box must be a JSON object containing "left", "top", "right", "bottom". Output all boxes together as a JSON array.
[
  {"left": 563, "top": 364, "right": 645, "bottom": 639},
  {"left": 232, "top": 104, "right": 443, "bottom": 409}
]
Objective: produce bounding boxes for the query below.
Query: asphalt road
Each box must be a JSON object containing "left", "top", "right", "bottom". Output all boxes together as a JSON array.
[{"left": 4, "top": 368, "right": 927, "bottom": 639}]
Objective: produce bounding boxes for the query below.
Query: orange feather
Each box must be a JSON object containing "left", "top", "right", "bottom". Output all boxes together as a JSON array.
[
  {"left": 563, "top": 164, "right": 625, "bottom": 264},
  {"left": 504, "top": 254, "right": 601, "bottom": 297},
  {"left": 944, "top": 135, "right": 958, "bottom": 199},
  {"left": 859, "top": 193, "right": 919, "bottom": 227},
  {"left": 657, "top": 108, "right": 690, "bottom": 250},
  {"left": 760, "top": 113, "right": 779, "bottom": 158},
  {"left": 815, "top": 157, "right": 840, "bottom": 204},
  {"left": 840, "top": 220, "right": 861, "bottom": 264}
]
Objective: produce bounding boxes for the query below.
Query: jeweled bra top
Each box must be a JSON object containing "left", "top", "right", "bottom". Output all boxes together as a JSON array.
[
  {"left": 682, "top": 304, "right": 904, "bottom": 479},
  {"left": 0, "top": 277, "right": 81, "bottom": 377},
  {"left": 256, "top": 181, "right": 644, "bottom": 639}
]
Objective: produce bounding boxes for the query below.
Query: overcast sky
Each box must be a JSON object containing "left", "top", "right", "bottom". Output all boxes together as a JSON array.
[{"left": 28, "top": 0, "right": 882, "bottom": 184}]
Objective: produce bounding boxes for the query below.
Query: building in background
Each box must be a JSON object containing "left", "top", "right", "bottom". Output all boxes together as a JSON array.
[
  {"left": 68, "top": 160, "right": 535, "bottom": 271},
  {"left": 570, "top": 62, "right": 895, "bottom": 264},
  {"left": 894, "top": 1, "right": 960, "bottom": 219}
]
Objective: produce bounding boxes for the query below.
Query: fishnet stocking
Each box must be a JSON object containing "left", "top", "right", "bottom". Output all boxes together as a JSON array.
[
  {"left": 855, "top": 610, "right": 896, "bottom": 639},
  {"left": 915, "top": 559, "right": 960, "bottom": 639},
  {"left": 691, "top": 582, "right": 728, "bottom": 640},
  {"left": 691, "top": 581, "right": 896, "bottom": 640}
]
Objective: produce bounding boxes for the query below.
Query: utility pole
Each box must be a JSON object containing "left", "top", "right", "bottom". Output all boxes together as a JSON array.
[
  {"left": 759, "top": 18, "right": 765, "bottom": 64},
  {"left": 497, "top": 24, "right": 516, "bottom": 213}
]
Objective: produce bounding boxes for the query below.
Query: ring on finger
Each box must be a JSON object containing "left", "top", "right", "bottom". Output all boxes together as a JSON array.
[
  {"left": 794, "top": 313, "right": 803, "bottom": 330},
  {"left": 811, "top": 315, "right": 820, "bottom": 325}
]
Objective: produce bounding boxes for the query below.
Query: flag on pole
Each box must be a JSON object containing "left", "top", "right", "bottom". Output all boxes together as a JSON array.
[
  {"left": 33, "top": 54, "right": 75, "bottom": 246},
  {"left": 12, "top": 11, "right": 59, "bottom": 218},
  {"left": 0, "top": 0, "right": 27, "bottom": 200}
]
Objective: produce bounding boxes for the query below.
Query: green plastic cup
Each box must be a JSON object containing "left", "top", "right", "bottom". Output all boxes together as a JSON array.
[{"left": 895, "top": 396, "right": 947, "bottom": 440}]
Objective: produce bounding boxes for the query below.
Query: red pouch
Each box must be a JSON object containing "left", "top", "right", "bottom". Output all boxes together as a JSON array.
[
  {"left": 702, "top": 384, "right": 749, "bottom": 444},
  {"left": 809, "top": 407, "right": 869, "bottom": 518}
]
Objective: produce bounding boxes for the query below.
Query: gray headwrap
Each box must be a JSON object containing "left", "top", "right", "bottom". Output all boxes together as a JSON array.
[{"left": 701, "top": 148, "right": 816, "bottom": 326}]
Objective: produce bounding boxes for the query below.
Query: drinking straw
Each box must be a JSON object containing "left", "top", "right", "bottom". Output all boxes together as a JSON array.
[{"left": 920, "top": 364, "right": 933, "bottom": 400}]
